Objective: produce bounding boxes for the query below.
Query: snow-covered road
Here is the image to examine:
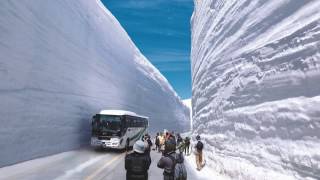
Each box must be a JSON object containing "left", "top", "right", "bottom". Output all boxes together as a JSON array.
[{"left": 0, "top": 147, "right": 209, "bottom": 180}]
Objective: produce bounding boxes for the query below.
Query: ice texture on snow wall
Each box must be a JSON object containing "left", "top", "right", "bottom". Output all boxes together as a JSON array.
[
  {"left": 0, "top": 0, "right": 189, "bottom": 167},
  {"left": 191, "top": 0, "right": 320, "bottom": 179}
]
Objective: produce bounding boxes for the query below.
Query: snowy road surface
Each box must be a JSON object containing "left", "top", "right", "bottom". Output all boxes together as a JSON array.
[{"left": 0, "top": 148, "right": 209, "bottom": 180}]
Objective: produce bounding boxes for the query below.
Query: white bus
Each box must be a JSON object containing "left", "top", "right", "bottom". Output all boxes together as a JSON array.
[{"left": 91, "top": 110, "right": 148, "bottom": 150}]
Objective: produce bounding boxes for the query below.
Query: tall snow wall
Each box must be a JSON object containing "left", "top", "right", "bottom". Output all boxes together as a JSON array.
[
  {"left": 191, "top": 0, "right": 320, "bottom": 179},
  {"left": 0, "top": 0, "right": 189, "bottom": 167}
]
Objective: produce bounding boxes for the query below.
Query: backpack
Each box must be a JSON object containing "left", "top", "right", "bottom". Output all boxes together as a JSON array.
[
  {"left": 147, "top": 139, "right": 153, "bottom": 147},
  {"left": 168, "top": 153, "right": 187, "bottom": 180},
  {"left": 196, "top": 141, "right": 203, "bottom": 151}
]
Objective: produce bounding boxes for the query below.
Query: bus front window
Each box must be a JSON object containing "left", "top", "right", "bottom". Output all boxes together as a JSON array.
[{"left": 99, "top": 115, "right": 121, "bottom": 132}]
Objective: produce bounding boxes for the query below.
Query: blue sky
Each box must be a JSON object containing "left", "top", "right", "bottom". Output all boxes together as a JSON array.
[{"left": 102, "top": 0, "right": 194, "bottom": 99}]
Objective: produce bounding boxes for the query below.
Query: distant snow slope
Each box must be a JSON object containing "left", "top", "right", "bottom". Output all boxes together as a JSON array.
[
  {"left": 183, "top": 99, "right": 192, "bottom": 130},
  {"left": 0, "top": 0, "right": 189, "bottom": 167},
  {"left": 191, "top": 0, "right": 320, "bottom": 179},
  {"left": 183, "top": 99, "right": 192, "bottom": 110}
]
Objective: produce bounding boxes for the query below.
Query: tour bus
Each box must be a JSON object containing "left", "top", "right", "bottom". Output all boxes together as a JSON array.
[{"left": 91, "top": 110, "right": 149, "bottom": 150}]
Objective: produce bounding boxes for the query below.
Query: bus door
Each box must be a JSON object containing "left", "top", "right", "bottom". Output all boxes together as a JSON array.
[{"left": 125, "top": 116, "right": 134, "bottom": 139}]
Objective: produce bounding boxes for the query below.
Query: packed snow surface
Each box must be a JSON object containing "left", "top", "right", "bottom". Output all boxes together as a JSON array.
[
  {"left": 191, "top": 0, "right": 320, "bottom": 179},
  {"left": 0, "top": 0, "right": 189, "bottom": 167},
  {"left": 183, "top": 99, "right": 193, "bottom": 130}
]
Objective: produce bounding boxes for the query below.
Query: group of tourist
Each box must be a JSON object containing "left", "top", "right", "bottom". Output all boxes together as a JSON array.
[
  {"left": 154, "top": 132, "right": 191, "bottom": 156},
  {"left": 124, "top": 131, "right": 205, "bottom": 180}
]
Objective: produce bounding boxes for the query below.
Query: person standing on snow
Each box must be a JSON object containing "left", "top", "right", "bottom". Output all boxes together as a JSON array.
[
  {"left": 184, "top": 136, "right": 190, "bottom": 155},
  {"left": 159, "top": 133, "right": 166, "bottom": 153},
  {"left": 176, "top": 134, "right": 184, "bottom": 153},
  {"left": 194, "top": 135, "right": 204, "bottom": 171},
  {"left": 171, "top": 131, "right": 176, "bottom": 143},
  {"left": 155, "top": 133, "right": 160, "bottom": 152},
  {"left": 125, "top": 140, "right": 151, "bottom": 180},
  {"left": 176, "top": 139, "right": 185, "bottom": 154},
  {"left": 157, "top": 137, "right": 187, "bottom": 180},
  {"left": 176, "top": 133, "right": 183, "bottom": 147},
  {"left": 165, "top": 132, "right": 170, "bottom": 141},
  {"left": 143, "top": 134, "right": 153, "bottom": 157}
]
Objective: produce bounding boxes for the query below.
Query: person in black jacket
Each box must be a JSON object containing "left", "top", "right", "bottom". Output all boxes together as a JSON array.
[
  {"left": 125, "top": 140, "right": 151, "bottom": 180},
  {"left": 157, "top": 137, "right": 186, "bottom": 180},
  {"left": 155, "top": 133, "right": 160, "bottom": 152},
  {"left": 184, "top": 136, "right": 190, "bottom": 155},
  {"left": 143, "top": 134, "right": 153, "bottom": 158},
  {"left": 194, "top": 135, "right": 204, "bottom": 171},
  {"left": 176, "top": 133, "right": 183, "bottom": 146}
]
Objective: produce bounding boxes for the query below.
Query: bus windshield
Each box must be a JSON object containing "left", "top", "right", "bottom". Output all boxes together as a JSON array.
[{"left": 97, "top": 115, "right": 121, "bottom": 132}]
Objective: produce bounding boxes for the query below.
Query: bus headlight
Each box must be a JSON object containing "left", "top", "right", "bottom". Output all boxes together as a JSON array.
[
  {"left": 110, "top": 138, "right": 120, "bottom": 146},
  {"left": 110, "top": 138, "right": 120, "bottom": 143}
]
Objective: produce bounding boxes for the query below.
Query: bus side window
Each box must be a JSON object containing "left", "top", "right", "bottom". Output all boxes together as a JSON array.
[
  {"left": 121, "top": 116, "right": 126, "bottom": 129},
  {"left": 134, "top": 119, "right": 138, "bottom": 127},
  {"left": 129, "top": 116, "right": 136, "bottom": 127},
  {"left": 145, "top": 119, "right": 148, "bottom": 127},
  {"left": 126, "top": 116, "right": 131, "bottom": 127}
]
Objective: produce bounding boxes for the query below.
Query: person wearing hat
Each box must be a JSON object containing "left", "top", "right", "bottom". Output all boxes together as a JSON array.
[
  {"left": 194, "top": 135, "right": 204, "bottom": 171},
  {"left": 125, "top": 140, "right": 151, "bottom": 180},
  {"left": 143, "top": 134, "right": 153, "bottom": 157},
  {"left": 157, "top": 137, "right": 187, "bottom": 180},
  {"left": 159, "top": 133, "right": 165, "bottom": 153},
  {"left": 184, "top": 136, "right": 190, "bottom": 155},
  {"left": 155, "top": 133, "right": 160, "bottom": 152}
]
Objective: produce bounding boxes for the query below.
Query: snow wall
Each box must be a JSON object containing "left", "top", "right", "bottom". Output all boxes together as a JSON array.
[
  {"left": 191, "top": 0, "right": 320, "bottom": 179},
  {"left": 0, "top": 0, "right": 189, "bottom": 167}
]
